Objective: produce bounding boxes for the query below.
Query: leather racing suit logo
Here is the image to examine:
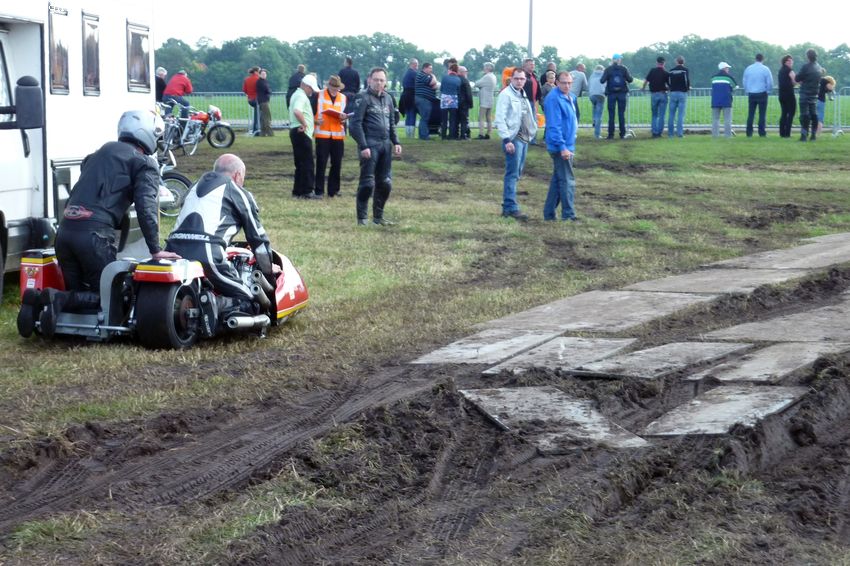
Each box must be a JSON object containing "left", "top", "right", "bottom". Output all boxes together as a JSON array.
[{"left": 64, "top": 205, "right": 95, "bottom": 220}]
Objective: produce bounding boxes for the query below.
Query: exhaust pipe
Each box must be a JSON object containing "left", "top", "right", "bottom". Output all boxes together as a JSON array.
[
  {"left": 251, "top": 270, "right": 274, "bottom": 293},
  {"left": 251, "top": 283, "right": 271, "bottom": 309},
  {"left": 226, "top": 314, "right": 270, "bottom": 330}
]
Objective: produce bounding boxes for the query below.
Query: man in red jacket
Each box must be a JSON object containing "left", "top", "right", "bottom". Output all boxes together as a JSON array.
[
  {"left": 163, "top": 69, "right": 193, "bottom": 118},
  {"left": 242, "top": 66, "right": 260, "bottom": 136}
]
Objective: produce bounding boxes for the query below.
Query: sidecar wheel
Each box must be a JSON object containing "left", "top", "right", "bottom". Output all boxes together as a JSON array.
[
  {"left": 135, "top": 283, "right": 200, "bottom": 349},
  {"left": 207, "top": 125, "right": 235, "bottom": 149},
  {"left": 159, "top": 171, "right": 192, "bottom": 217}
]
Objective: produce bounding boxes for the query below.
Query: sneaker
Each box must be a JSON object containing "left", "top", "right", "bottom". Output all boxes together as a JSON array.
[
  {"left": 357, "top": 218, "right": 368, "bottom": 226},
  {"left": 373, "top": 218, "right": 396, "bottom": 226},
  {"left": 39, "top": 288, "right": 68, "bottom": 338},
  {"left": 501, "top": 211, "right": 528, "bottom": 221}
]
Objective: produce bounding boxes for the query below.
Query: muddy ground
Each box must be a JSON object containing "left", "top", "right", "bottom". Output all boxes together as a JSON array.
[{"left": 2, "top": 263, "right": 850, "bottom": 564}]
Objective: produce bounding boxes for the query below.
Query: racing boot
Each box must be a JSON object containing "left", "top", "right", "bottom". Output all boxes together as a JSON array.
[
  {"left": 39, "top": 288, "right": 69, "bottom": 338},
  {"left": 356, "top": 199, "right": 369, "bottom": 226},
  {"left": 16, "top": 289, "right": 42, "bottom": 338}
]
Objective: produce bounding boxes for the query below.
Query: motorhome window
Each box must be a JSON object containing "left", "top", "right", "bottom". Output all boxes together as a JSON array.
[
  {"left": 126, "top": 22, "right": 150, "bottom": 93},
  {"left": 0, "top": 42, "right": 11, "bottom": 123},
  {"left": 49, "top": 5, "right": 71, "bottom": 94},
  {"left": 82, "top": 13, "right": 100, "bottom": 96}
]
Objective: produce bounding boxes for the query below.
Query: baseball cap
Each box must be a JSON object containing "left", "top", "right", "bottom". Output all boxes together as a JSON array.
[
  {"left": 718, "top": 62, "right": 731, "bottom": 70},
  {"left": 613, "top": 53, "right": 622, "bottom": 61},
  {"left": 301, "top": 74, "right": 319, "bottom": 91}
]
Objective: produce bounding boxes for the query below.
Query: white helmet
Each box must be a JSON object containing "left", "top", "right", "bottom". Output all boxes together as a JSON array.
[{"left": 117, "top": 110, "right": 164, "bottom": 155}]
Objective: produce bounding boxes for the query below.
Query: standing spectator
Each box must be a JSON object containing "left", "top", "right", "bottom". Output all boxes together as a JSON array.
[
  {"left": 795, "top": 49, "right": 822, "bottom": 142},
  {"left": 155, "top": 67, "right": 167, "bottom": 103},
  {"left": 588, "top": 64, "right": 606, "bottom": 139},
  {"left": 600, "top": 54, "right": 633, "bottom": 139},
  {"left": 570, "top": 63, "right": 588, "bottom": 122},
  {"left": 817, "top": 74, "right": 836, "bottom": 134},
  {"left": 286, "top": 64, "right": 306, "bottom": 109},
  {"left": 520, "top": 58, "right": 542, "bottom": 144},
  {"left": 777, "top": 54, "right": 797, "bottom": 138},
  {"left": 242, "top": 66, "right": 260, "bottom": 136},
  {"left": 540, "top": 70, "right": 557, "bottom": 101},
  {"left": 440, "top": 63, "right": 462, "bottom": 140},
  {"left": 543, "top": 71, "right": 578, "bottom": 222},
  {"left": 400, "top": 58, "right": 419, "bottom": 137},
  {"left": 494, "top": 68, "right": 537, "bottom": 221},
  {"left": 350, "top": 67, "right": 402, "bottom": 226},
  {"left": 742, "top": 54, "right": 773, "bottom": 137},
  {"left": 162, "top": 69, "right": 193, "bottom": 118},
  {"left": 667, "top": 56, "right": 690, "bottom": 138},
  {"left": 314, "top": 75, "right": 348, "bottom": 198},
  {"left": 475, "top": 62, "right": 498, "bottom": 139},
  {"left": 256, "top": 69, "right": 274, "bottom": 137},
  {"left": 415, "top": 62, "right": 438, "bottom": 140},
  {"left": 338, "top": 56, "right": 361, "bottom": 115},
  {"left": 457, "top": 66, "right": 474, "bottom": 140},
  {"left": 289, "top": 74, "right": 319, "bottom": 199},
  {"left": 711, "top": 62, "right": 736, "bottom": 138},
  {"left": 642, "top": 56, "right": 669, "bottom": 138}
]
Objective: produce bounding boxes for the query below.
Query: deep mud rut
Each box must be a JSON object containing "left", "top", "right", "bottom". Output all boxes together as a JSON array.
[{"left": 3, "top": 272, "right": 850, "bottom": 563}]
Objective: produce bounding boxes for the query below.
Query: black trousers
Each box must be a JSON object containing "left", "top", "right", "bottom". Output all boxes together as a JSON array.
[
  {"left": 607, "top": 92, "right": 627, "bottom": 137},
  {"left": 55, "top": 224, "right": 117, "bottom": 292},
  {"left": 746, "top": 92, "right": 768, "bottom": 137},
  {"left": 315, "top": 137, "right": 344, "bottom": 196},
  {"left": 799, "top": 99, "right": 818, "bottom": 135},
  {"left": 290, "top": 128, "right": 315, "bottom": 196},
  {"left": 458, "top": 106, "right": 470, "bottom": 139},
  {"left": 440, "top": 108, "right": 459, "bottom": 139},
  {"left": 356, "top": 140, "right": 393, "bottom": 220},
  {"left": 778, "top": 94, "right": 796, "bottom": 137}
]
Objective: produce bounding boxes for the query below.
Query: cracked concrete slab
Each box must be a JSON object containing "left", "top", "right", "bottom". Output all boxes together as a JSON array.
[
  {"left": 460, "top": 386, "right": 648, "bottom": 452},
  {"left": 476, "top": 290, "right": 716, "bottom": 334},
  {"left": 625, "top": 268, "right": 811, "bottom": 295},
  {"left": 410, "top": 328, "right": 562, "bottom": 365},
  {"left": 643, "top": 385, "right": 809, "bottom": 436},
  {"left": 482, "top": 337, "right": 636, "bottom": 376},
  {"left": 687, "top": 342, "right": 850, "bottom": 383},
  {"left": 707, "top": 240, "right": 850, "bottom": 270},
  {"left": 571, "top": 342, "right": 753, "bottom": 380},
  {"left": 707, "top": 296, "right": 850, "bottom": 342}
]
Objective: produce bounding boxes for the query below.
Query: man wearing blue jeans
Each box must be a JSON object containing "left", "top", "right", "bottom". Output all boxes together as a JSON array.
[
  {"left": 743, "top": 53, "right": 774, "bottom": 137},
  {"left": 642, "top": 56, "right": 669, "bottom": 138},
  {"left": 543, "top": 72, "right": 578, "bottom": 221},
  {"left": 494, "top": 68, "right": 537, "bottom": 221},
  {"left": 667, "top": 56, "right": 690, "bottom": 138},
  {"left": 599, "top": 54, "right": 633, "bottom": 139}
]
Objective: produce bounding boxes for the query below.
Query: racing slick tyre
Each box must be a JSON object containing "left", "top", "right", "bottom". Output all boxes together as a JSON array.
[
  {"left": 159, "top": 171, "right": 192, "bottom": 217},
  {"left": 207, "top": 124, "right": 235, "bottom": 149},
  {"left": 135, "top": 282, "right": 200, "bottom": 349}
]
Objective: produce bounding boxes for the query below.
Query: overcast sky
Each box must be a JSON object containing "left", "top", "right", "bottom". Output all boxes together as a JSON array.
[{"left": 152, "top": 0, "right": 847, "bottom": 61}]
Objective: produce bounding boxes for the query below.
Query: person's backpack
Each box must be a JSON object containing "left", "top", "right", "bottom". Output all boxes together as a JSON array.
[{"left": 609, "top": 65, "right": 625, "bottom": 92}]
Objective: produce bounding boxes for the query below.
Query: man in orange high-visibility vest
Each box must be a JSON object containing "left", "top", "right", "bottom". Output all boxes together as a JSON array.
[{"left": 314, "top": 75, "right": 348, "bottom": 198}]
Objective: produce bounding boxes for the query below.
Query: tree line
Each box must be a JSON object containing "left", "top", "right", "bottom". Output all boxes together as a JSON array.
[{"left": 155, "top": 33, "right": 849, "bottom": 92}]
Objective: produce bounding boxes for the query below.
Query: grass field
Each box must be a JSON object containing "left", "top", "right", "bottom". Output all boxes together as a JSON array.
[
  {"left": 187, "top": 89, "right": 850, "bottom": 131},
  {"left": 2, "top": 130, "right": 850, "bottom": 563}
]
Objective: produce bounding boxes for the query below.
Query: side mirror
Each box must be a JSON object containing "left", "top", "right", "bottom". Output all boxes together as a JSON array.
[{"left": 14, "top": 76, "right": 44, "bottom": 130}]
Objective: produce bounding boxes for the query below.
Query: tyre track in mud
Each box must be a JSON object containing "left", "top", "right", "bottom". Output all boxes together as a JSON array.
[{"left": 0, "top": 366, "right": 437, "bottom": 534}]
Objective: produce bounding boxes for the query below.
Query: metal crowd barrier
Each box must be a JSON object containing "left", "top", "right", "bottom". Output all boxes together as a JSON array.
[{"left": 190, "top": 87, "right": 846, "bottom": 136}]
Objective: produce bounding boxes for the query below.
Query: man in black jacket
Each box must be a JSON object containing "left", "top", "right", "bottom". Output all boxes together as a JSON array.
[
  {"left": 457, "top": 66, "right": 475, "bottom": 139},
  {"left": 39, "top": 110, "right": 180, "bottom": 336},
  {"left": 349, "top": 67, "right": 402, "bottom": 226},
  {"left": 286, "top": 64, "right": 306, "bottom": 109},
  {"left": 795, "top": 49, "right": 822, "bottom": 141},
  {"left": 600, "top": 54, "right": 634, "bottom": 139},
  {"left": 338, "top": 56, "right": 361, "bottom": 115}
]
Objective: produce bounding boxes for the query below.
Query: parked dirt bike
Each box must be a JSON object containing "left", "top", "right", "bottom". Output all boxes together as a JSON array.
[
  {"left": 160, "top": 103, "right": 235, "bottom": 156},
  {"left": 156, "top": 146, "right": 193, "bottom": 217},
  {"left": 16, "top": 245, "right": 309, "bottom": 349}
]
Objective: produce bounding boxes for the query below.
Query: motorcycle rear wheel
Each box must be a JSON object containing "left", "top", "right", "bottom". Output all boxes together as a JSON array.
[
  {"left": 207, "top": 125, "right": 235, "bottom": 149},
  {"left": 159, "top": 171, "right": 192, "bottom": 217},
  {"left": 135, "top": 283, "right": 200, "bottom": 349}
]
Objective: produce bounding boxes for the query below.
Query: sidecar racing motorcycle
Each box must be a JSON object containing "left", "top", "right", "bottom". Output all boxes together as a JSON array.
[{"left": 16, "top": 245, "right": 308, "bottom": 349}]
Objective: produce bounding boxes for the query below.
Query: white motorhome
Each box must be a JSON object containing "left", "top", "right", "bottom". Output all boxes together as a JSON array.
[{"left": 0, "top": 1, "right": 157, "bottom": 299}]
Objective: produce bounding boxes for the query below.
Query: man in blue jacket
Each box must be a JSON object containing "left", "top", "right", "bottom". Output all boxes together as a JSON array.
[
  {"left": 543, "top": 71, "right": 578, "bottom": 222},
  {"left": 711, "top": 62, "right": 737, "bottom": 138}
]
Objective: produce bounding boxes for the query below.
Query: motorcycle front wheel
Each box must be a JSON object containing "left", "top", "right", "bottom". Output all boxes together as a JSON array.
[
  {"left": 135, "top": 282, "right": 201, "bottom": 349},
  {"left": 159, "top": 171, "right": 192, "bottom": 217},
  {"left": 207, "top": 124, "right": 235, "bottom": 149}
]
